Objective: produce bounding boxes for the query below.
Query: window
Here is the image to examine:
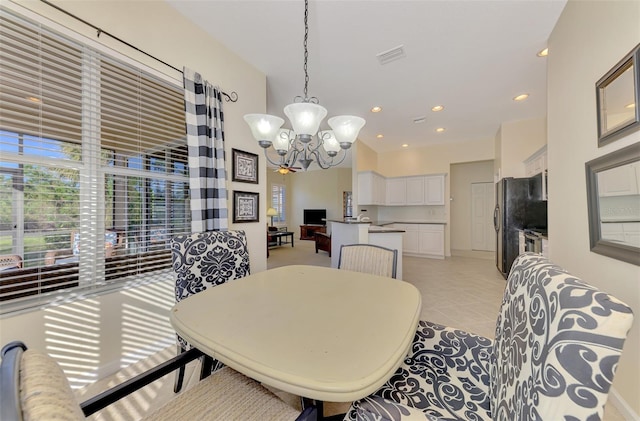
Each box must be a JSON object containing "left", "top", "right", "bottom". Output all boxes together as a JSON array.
[
  {"left": 271, "top": 183, "right": 286, "bottom": 224},
  {"left": 0, "top": 8, "right": 189, "bottom": 312}
]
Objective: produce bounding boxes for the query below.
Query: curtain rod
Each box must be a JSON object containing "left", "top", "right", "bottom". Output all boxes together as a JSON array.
[{"left": 39, "top": 0, "right": 239, "bottom": 103}]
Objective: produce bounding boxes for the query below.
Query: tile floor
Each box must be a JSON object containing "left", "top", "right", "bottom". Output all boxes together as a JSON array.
[{"left": 76, "top": 240, "right": 626, "bottom": 420}]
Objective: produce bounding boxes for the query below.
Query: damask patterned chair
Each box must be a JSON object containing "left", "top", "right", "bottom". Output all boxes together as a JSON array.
[
  {"left": 170, "top": 230, "right": 250, "bottom": 393},
  {"left": 345, "top": 253, "right": 634, "bottom": 420}
]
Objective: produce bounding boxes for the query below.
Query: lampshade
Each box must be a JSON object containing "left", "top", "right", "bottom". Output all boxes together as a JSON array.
[
  {"left": 328, "top": 115, "right": 366, "bottom": 144},
  {"left": 243, "top": 114, "right": 285, "bottom": 142},
  {"left": 319, "top": 130, "right": 340, "bottom": 154},
  {"left": 284, "top": 102, "right": 327, "bottom": 137},
  {"left": 273, "top": 129, "right": 293, "bottom": 153},
  {"left": 266, "top": 208, "right": 278, "bottom": 216}
]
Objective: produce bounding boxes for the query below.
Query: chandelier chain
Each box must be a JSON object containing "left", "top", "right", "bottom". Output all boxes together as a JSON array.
[{"left": 303, "top": 0, "right": 309, "bottom": 99}]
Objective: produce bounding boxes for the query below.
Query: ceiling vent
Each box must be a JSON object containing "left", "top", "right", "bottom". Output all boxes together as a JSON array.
[
  {"left": 413, "top": 116, "right": 427, "bottom": 124},
  {"left": 377, "top": 45, "right": 406, "bottom": 65}
]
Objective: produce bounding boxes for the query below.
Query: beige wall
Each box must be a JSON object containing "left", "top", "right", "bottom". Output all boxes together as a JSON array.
[
  {"left": 287, "top": 168, "right": 352, "bottom": 237},
  {"left": 547, "top": 0, "right": 640, "bottom": 415},
  {"left": 450, "top": 160, "right": 495, "bottom": 251},
  {"left": 0, "top": 0, "right": 267, "bottom": 379},
  {"left": 495, "top": 117, "right": 547, "bottom": 178}
]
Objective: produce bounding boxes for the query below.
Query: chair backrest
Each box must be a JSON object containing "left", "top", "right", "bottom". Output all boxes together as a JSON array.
[
  {"left": 171, "top": 230, "right": 250, "bottom": 303},
  {"left": 338, "top": 244, "right": 398, "bottom": 279},
  {"left": 490, "top": 253, "right": 634, "bottom": 420},
  {"left": 0, "top": 254, "right": 22, "bottom": 270},
  {"left": 1, "top": 341, "right": 85, "bottom": 421}
]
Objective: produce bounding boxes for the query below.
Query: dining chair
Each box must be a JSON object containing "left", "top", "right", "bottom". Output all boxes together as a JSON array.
[
  {"left": 0, "top": 341, "right": 316, "bottom": 421},
  {"left": 338, "top": 243, "right": 398, "bottom": 279},
  {"left": 344, "top": 253, "right": 634, "bottom": 420},
  {"left": 170, "top": 230, "right": 250, "bottom": 392}
]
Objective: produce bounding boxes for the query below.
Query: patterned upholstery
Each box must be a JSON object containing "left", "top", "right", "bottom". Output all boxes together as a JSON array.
[
  {"left": 338, "top": 244, "right": 398, "bottom": 279},
  {"left": 345, "top": 253, "right": 634, "bottom": 421},
  {"left": 171, "top": 230, "right": 250, "bottom": 349}
]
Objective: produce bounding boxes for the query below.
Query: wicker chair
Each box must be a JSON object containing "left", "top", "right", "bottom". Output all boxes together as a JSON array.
[
  {"left": 0, "top": 254, "right": 22, "bottom": 271},
  {"left": 338, "top": 243, "right": 398, "bottom": 279},
  {"left": 0, "top": 341, "right": 315, "bottom": 421}
]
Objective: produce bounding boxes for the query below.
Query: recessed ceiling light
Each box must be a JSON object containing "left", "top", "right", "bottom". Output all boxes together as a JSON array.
[
  {"left": 371, "top": 106, "right": 382, "bottom": 113},
  {"left": 513, "top": 93, "right": 529, "bottom": 101},
  {"left": 431, "top": 105, "right": 444, "bottom": 112},
  {"left": 402, "top": 144, "right": 408, "bottom": 148},
  {"left": 376, "top": 134, "right": 384, "bottom": 138},
  {"left": 26, "top": 96, "right": 41, "bottom": 103},
  {"left": 626, "top": 103, "right": 636, "bottom": 109},
  {"left": 435, "top": 127, "right": 445, "bottom": 133},
  {"left": 537, "top": 48, "right": 548, "bottom": 57}
]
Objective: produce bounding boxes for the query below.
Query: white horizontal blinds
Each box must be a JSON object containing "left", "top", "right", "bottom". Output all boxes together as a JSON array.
[
  {"left": 271, "top": 184, "right": 286, "bottom": 224},
  {"left": 0, "top": 7, "right": 189, "bottom": 308}
]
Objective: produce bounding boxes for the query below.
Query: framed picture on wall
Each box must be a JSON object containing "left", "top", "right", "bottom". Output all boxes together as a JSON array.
[
  {"left": 233, "top": 191, "right": 259, "bottom": 223},
  {"left": 232, "top": 149, "right": 259, "bottom": 184}
]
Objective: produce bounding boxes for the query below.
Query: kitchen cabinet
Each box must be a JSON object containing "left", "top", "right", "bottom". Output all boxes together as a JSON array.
[
  {"left": 358, "top": 171, "right": 386, "bottom": 205},
  {"left": 386, "top": 178, "right": 407, "bottom": 205},
  {"left": 424, "top": 175, "right": 445, "bottom": 205},
  {"left": 405, "top": 176, "right": 426, "bottom": 205},
  {"left": 525, "top": 145, "right": 547, "bottom": 177},
  {"left": 360, "top": 173, "right": 445, "bottom": 206},
  {"left": 393, "top": 223, "right": 444, "bottom": 259}
]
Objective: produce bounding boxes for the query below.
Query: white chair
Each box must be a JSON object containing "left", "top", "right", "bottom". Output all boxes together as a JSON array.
[
  {"left": 0, "top": 341, "right": 315, "bottom": 421},
  {"left": 338, "top": 243, "right": 398, "bottom": 279}
]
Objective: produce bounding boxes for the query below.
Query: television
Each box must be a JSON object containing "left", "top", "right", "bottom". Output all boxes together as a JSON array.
[{"left": 303, "top": 209, "right": 326, "bottom": 226}]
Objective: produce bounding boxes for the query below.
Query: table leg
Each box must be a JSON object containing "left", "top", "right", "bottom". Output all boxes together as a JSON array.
[{"left": 290, "top": 233, "right": 294, "bottom": 247}]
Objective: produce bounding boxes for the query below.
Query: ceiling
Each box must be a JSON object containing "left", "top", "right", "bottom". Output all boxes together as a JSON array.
[{"left": 167, "top": 0, "right": 567, "bottom": 158}]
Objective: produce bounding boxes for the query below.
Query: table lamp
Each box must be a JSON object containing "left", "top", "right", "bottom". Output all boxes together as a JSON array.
[{"left": 267, "top": 207, "right": 278, "bottom": 227}]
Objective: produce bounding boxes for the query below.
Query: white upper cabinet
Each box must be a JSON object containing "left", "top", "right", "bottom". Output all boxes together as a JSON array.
[
  {"left": 386, "top": 178, "right": 407, "bottom": 205},
  {"left": 405, "top": 176, "right": 426, "bottom": 205},
  {"left": 424, "top": 175, "right": 445, "bottom": 205},
  {"left": 358, "top": 171, "right": 386, "bottom": 205},
  {"left": 524, "top": 145, "right": 547, "bottom": 177},
  {"left": 358, "top": 172, "right": 446, "bottom": 206}
]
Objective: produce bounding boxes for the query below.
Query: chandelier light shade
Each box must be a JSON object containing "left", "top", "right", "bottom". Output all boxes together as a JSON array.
[{"left": 243, "top": 0, "right": 365, "bottom": 171}]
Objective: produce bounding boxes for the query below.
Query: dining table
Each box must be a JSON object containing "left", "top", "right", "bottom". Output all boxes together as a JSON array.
[{"left": 170, "top": 264, "right": 422, "bottom": 419}]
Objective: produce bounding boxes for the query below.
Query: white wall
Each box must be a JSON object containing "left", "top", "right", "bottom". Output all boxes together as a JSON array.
[
  {"left": 0, "top": 0, "right": 267, "bottom": 381},
  {"left": 547, "top": 0, "right": 640, "bottom": 415}
]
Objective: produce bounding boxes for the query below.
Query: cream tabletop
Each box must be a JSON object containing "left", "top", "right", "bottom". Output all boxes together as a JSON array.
[{"left": 170, "top": 265, "right": 422, "bottom": 402}]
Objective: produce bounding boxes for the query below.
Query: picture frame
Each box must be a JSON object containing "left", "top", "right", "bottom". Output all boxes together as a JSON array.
[
  {"left": 232, "top": 149, "right": 259, "bottom": 184},
  {"left": 233, "top": 190, "right": 260, "bottom": 223},
  {"left": 595, "top": 43, "right": 640, "bottom": 147}
]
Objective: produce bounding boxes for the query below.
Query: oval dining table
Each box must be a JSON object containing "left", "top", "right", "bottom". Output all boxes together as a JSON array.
[{"left": 170, "top": 264, "right": 422, "bottom": 418}]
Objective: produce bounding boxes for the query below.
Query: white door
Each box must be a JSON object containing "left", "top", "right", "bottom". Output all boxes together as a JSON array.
[{"left": 471, "top": 182, "right": 495, "bottom": 251}]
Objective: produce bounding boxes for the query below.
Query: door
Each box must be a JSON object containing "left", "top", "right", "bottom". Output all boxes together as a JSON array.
[{"left": 471, "top": 182, "right": 495, "bottom": 251}]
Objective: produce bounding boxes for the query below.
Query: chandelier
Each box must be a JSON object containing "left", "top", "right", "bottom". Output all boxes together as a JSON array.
[{"left": 243, "top": 0, "right": 366, "bottom": 171}]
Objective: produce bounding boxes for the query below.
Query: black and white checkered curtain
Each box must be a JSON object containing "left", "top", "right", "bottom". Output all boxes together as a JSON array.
[{"left": 183, "top": 68, "right": 228, "bottom": 232}]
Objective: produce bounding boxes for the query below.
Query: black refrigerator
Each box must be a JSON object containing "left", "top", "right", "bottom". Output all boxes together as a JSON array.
[{"left": 494, "top": 176, "right": 547, "bottom": 279}]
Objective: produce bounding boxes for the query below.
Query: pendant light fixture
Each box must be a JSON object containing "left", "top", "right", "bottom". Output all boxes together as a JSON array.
[{"left": 243, "top": 0, "right": 365, "bottom": 171}]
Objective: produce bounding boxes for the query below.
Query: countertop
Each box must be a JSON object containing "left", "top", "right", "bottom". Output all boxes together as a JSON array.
[{"left": 328, "top": 219, "right": 447, "bottom": 225}]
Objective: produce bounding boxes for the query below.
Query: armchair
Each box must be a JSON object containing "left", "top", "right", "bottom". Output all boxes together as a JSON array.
[
  {"left": 346, "top": 253, "right": 634, "bottom": 420},
  {"left": 314, "top": 231, "right": 331, "bottom": 256}
]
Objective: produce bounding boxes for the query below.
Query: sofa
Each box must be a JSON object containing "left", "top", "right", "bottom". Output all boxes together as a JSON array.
[{"left": 345, "top": 253, "right": 634, "bottom": 420}]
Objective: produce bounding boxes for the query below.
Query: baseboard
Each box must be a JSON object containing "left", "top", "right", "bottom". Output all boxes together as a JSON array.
[
  {"left": 609, "top": 387, "right": 640, "bottom": 420},
  {"left": 450, "top": 249, "right": 495, "bottom": 260}
]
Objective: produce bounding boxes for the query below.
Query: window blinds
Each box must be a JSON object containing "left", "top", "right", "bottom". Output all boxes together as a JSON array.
[{"left": 0, "top": 7, "right": 190, "bottom": 312}]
